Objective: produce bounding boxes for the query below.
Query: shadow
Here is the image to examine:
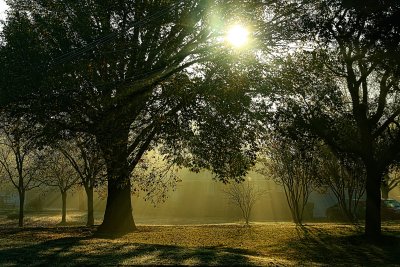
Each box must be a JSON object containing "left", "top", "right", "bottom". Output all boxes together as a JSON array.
[
  {"left": 2, "top": 224, "right": 399, "bottom": 266},
  {"left": 0, "top": 227, "right": 258, "bottom": 266},
  {"left": 277, "top": 225, "right": 400, "bottom": 266}
]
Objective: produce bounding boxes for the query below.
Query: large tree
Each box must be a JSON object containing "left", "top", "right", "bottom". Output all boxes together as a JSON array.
[
  {"left": 0, "top": 1, "right": 261, "bottom": 233},
  {"left": 260, "top": 0, "right": 400, "bottom": 239}
]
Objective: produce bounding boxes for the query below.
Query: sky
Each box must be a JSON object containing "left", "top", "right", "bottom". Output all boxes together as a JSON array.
[{"left": 0, "top": 0, "right": 7, "bottom": 21}]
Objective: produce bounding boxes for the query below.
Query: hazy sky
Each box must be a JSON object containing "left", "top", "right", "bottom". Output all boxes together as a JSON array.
[{"left": 0, "top": 0, "right": 7, "bottom": 21}]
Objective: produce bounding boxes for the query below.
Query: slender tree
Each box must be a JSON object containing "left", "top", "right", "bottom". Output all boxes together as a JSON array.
[
  {"left": 40, "top": 149, "right": 80, "bottom": 224},
  {"left": 223, "top": 178, "right": 264, "bottom": 226},
  {"left": 59, "top": 135, "right": 105, "bottom": 226},
  {"left": 0, "top": 115, "right": 42, "bottom": 227},
  {"left": 263, "top": 139, "right": 318, "bottom": 225},
  {"left": 317, "top": 147, "right": 366, "bottom": 222}
]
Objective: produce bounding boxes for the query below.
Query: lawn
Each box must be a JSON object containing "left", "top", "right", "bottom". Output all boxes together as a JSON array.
[{"left": 0, "top": 213, "right": 399, "bottom": 266}]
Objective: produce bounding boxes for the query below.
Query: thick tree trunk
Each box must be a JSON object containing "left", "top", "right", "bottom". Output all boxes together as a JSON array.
[
  {"left": 97, "top": 126, "right": 136, "bottom": 234},
  {"left": 365, "top": 166, "right": 381, "bottom": 240},
  {"left": 61, "top": 191, "right": 67, "bottom": 224},
  {"left": 85, "top": 186, "right": 95, "bottom": 226},
  {"left": 97, "top": 177, "right": 136, "bottom": 233},
  {"left": 18, "top": 190, "right": 25, "bottom": 227}
]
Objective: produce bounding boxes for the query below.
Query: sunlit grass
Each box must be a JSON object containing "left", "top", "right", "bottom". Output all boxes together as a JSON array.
[
  {"left": 0, "top": 211, "right": 103, "bottom": 228},
  {"left": 0, "top": 218, "right": 399, "bottom": 266}
]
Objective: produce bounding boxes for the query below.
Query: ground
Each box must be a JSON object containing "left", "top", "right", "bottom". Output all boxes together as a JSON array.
[{"left": 0, "top": 212, "right": 399, "bottom": 266}]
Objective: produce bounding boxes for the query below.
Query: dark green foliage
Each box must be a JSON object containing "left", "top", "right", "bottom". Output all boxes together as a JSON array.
[
  {"left": 0, "top": 1, "right": 261, "bottom": 233},
  {"left": 260, "top": 0, "right": 400, "bottom": 239}
]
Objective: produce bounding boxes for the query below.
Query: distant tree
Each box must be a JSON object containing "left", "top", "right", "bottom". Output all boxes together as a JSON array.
[
  {"left": 58, "top": 135, "right": 106, "bottom": 226},
  {"left": 381, "top": 166, "right": 400, "bottom": 200},
  {"left": 40, "top": 149, "right": 80, "bottom": 224},
  {"left": 223, "top": 178, "right": 264, "bottom": 226},
  {"left": 263, "top": 139, "right": 318, "bottom": 225},
  {"left": 317, "top": 147, "right": 366, "bottom": 222},
  {"left": 0, "top": 115, "right": 42, "bottom": 227}
]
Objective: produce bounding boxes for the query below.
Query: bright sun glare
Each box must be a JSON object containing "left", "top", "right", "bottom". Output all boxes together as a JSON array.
[{"left": 226, "top": 24, "right": 249, "bottom": 48}]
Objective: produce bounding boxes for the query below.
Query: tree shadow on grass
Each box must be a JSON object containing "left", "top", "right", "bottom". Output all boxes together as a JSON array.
[
  {"left": 0, "top": 228, "right": 260, "bottom": 266},
  {"left": 275, "top": 225, "right": 400, "bottom": 266}
]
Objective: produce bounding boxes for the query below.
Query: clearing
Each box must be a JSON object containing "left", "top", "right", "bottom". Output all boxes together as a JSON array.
[{"left": 0, "top": 213, "right": 399, "bottom": 266}]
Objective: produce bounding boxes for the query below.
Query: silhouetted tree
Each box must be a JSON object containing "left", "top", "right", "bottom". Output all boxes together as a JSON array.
[
  {"left": 0, "top": 115, "right": 42, "bottom": 227},
  {"left": 223, "top": 178, "right": 264, "bottom": 226},
  {"left": 59, "top": 135, "right": 105, "bottom": 226},
  {"left": 40, "top": 149, "right": 80, "bottom": 224},
  {"left": 259, "top": 0, "right": 400, "bottom": 239},
  {"left": 0, "top": 1, "right": 261, "bottom": 233},
  {"left": 261, "top": 138, "right": 318, "bottom": 225},
  {"left": 317, "top": 147, "right": 366, "bottom": 222}
]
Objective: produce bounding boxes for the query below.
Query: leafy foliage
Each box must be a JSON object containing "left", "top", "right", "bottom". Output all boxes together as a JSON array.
[
  {"left": 0, "top": 114, "right": 43, "bottom": 226},
  {"left": 316, "top": 146, "right": 366, "bottom": 222},
  {"left": 259, "top": 0, "right": 400, "bottom": 239},
  {"left": 39, "top": 148, "right": 80, "bottom": 223},
  {"left": 261, "top": 138, "right": 318, "bottom": 224},
  {"left": 0, "top": 0, "right": 263, "bottom": 232},
  {"left": 131, "top": 151, "right": 181, "bottom": 206}
]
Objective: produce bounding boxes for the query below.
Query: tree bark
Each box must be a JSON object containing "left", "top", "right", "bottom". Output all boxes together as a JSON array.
[
  {"left": 85, "top": 186, "right": 95, "bottom": 226},
  {"left": 381, "top": 183, "right": 389, "bottom": 200},
  {"left": 97, "top": 177, "right": 136, "bottom": 233},
  {"left": 380, "top": 176, "right": 390, "bottom": 200},
  {"left": 18, "top": 190, "right": 25, "bottom": 227},
  {"left": 61, "top": 191, "right": 67, "bottom": 224},
  {"left": 97, "top": 126, "right": 136, "bottom": 234},
  {"left": 365, "top": 166, "right": 382, "bottom": 240}
]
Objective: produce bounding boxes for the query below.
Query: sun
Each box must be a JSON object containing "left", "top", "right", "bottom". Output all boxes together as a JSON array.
[{"left": 226, "top": 24, "right": 249, "bottom": 48}]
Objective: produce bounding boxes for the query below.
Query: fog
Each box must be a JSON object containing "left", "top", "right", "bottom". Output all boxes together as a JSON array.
[
  {"left": 131, "top": 169, "right": 292, "bottom": 224},
  {"left": 3, "top": 168, "right": 400, "bottom": 225},
  {"left": 1, "top": 169, "right": 294, "bottom": 224}
]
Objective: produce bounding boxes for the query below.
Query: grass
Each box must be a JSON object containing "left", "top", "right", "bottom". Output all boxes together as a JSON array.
[{"left": 0, "top": 212, "right": 399, "bottom": 266}]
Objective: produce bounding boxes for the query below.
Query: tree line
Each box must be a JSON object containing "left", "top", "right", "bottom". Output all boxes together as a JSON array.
[{"left": 1, "top": 0, "right": 400, "bottom": 241}]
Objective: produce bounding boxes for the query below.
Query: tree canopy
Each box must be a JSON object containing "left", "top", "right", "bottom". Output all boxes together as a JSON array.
[
  {"left": 259, "top": 0, "right": 400, "bottom": 239},
  {"left": 0, "top": 0, "right": 262, "bottom": 233}
]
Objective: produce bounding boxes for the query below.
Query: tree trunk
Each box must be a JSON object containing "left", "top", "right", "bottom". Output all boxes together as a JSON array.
[
  {"left": 97, "top": 126, "right": 136, "bottom": 234},
  {"left": 365, "top": 166, "right": 381, "bottom": 240},
  {"left": 61, "top": 191, "right": 67, "bottom": 224},
  {"left": 380, "top": 178, "right": 389, "bottom": 200},
  {"left": 97, "top": 177, "right": 136, "bottom": 233},
  {"left": 18, "top": 190, "right": 25, "bottom": 227},
  {"left": 289, "top": 200, "right": 302, "bottom": 225},
  {"left": 85, "top": 186, "right": 94, "bottom": 226}
]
